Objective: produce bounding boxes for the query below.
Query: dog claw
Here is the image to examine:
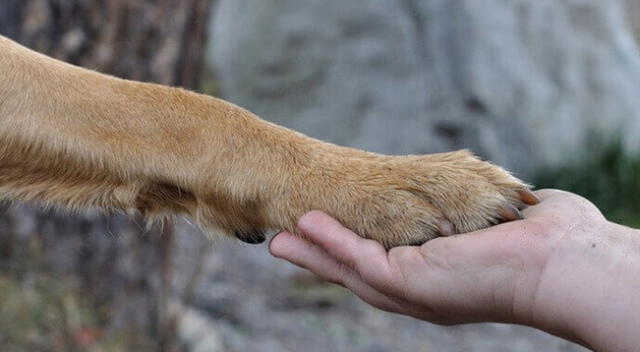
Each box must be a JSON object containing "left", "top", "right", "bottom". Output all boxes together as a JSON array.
[
  {"left": 519, "top": 189, "right": 540, "bottom": 205},
  {"left": 235, "top": 230, "right": 266, "bottom": 244},
  {"left": 499, "top": 204, "right": 523, "bottom": 222}
]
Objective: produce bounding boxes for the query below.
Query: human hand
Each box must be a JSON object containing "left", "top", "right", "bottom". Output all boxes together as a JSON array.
[{"left": 269, "top": 190, "right": 640, "bottom": 351}]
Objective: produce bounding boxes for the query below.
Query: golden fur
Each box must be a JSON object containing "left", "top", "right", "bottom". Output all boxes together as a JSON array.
[{"left": 0, "top": 35, "right": 535, "bottom": 248}]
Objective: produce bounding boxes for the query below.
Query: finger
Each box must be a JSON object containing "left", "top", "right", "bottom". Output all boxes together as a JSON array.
[
  {"left": 343, "top": 274, "right": 411, "bottom": 316},
  {"left": 523, "top": 189, "right": 602, "bottom": 221},
  {"left": 269, "top": 232, "right": 408, "bottom": 313},
  {"left": 297, "top": 211, "right": 392, "bottom": 279},
  {"left": 530, "top": 189, "right": 572, "bottom": 202},
  {"left": 270, "top": 231, "right": 347, "bottom": 284},
  {"left": 298, "top": 212, "right": 423, "bottom": 298}
]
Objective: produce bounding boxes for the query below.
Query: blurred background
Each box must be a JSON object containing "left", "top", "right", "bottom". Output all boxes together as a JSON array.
[{"left": 1, "top": 0, "right": 639, "bottom": 351}]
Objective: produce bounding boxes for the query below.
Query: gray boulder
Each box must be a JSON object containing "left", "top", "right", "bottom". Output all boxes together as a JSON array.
[{"left": 210, "top": 0, "right": 640, "bottom": 178}]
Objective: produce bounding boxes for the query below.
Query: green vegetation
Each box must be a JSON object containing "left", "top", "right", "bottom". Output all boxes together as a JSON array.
[
  {"left": 0, "top": 274, "right": 129, "bottom": 352},
  {"left": 535, "top": 143, "right": 640, "bottom": 228},
  {"left": 0, "top": 233, "right": 155, "bottom": 351}
]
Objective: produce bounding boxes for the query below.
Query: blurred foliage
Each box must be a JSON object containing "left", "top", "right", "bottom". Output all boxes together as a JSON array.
[
  {"left": 0, "top": 273, "right": 136, "bottom": 352},
  {"left": 535, "top": 142, "right": 640, "bottom": 227},
  {"left": 0, "top": 228, "right": 157, "bottom": 352}
]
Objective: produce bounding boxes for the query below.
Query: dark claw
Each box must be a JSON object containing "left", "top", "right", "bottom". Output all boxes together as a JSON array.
[
  {"left": 235, "top": 229, "right": 266, "bottom": 244},
  {"left": 499, "top": 204, "right": 524, "bottom": 222}
]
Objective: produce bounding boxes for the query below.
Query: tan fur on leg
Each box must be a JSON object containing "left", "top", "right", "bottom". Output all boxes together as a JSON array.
[{"left": 0, "top": 35, "right": 536, "bottom": 248}]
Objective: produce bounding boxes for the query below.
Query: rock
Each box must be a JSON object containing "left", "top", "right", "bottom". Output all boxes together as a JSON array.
[
  {"left": 173, "top": 301, "right": 225, "bottom": 352},
  {"left": 210, "top": 0, "right": 640, "bottom": 178}
]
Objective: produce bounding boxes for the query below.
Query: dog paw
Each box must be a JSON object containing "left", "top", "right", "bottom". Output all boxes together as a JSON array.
[{"left": 306, "top": 150, "right": 537, "bottom": 248}]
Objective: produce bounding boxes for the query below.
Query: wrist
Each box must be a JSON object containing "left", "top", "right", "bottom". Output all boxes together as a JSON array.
[
  {"left": 575, "top": 222, "right": 640, "bottom": 351},
  {"left": 526, "top": 220, "right": 640, "bottom": 350}
]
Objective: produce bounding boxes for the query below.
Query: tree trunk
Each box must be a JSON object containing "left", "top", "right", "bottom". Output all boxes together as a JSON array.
[
  {"left": 0, "top": 0, "right": 212, "bottom": 350},
  {"left": 628, "top": 0, "right": 640, "bottom": 42}
]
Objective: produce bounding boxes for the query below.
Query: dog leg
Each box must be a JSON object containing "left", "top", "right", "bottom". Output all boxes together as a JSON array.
[{"left": 0, "top": 35, "right": 536, "bottom": 248}]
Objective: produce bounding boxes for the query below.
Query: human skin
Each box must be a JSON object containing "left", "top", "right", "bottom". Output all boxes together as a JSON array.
[{"left": 269, "top": 189, "right": 640, "bottom": 351}]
